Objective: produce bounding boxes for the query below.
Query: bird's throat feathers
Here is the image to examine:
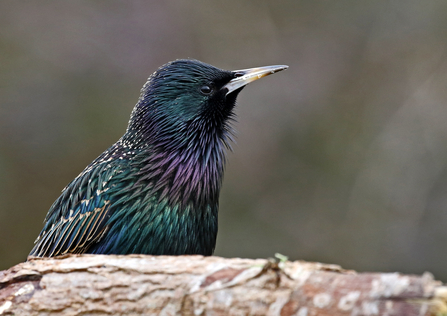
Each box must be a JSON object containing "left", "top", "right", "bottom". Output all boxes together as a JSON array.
[
  {"left": 122, "top": 86, "right": 235, "bottom": 209},
  {"left": 121, "top": 93, "right": 235, "bottom": 209},
  {"left": 135, "top": 137, "right": 228, "bottom": 209},
  {"left": 119, "top": 60, "right": 239, "bottom": 209}
]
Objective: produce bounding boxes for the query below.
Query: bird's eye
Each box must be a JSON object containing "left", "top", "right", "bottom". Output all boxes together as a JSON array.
[{"left": 200, "top": 85, "right": 212, "bottom": 95}]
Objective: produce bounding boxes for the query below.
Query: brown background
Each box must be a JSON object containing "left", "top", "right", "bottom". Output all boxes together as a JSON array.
[{"left": 1, "top": 1, "right": 447, "bottom": 281}]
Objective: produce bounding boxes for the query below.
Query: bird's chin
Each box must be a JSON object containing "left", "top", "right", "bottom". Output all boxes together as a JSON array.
[{"left": 225, "top": 86, "right": 245, "bottom": 99}]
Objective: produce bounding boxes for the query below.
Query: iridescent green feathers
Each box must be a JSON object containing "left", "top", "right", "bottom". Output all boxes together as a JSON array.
[
  {"left": 30, "top": 60, "right": 237, "bottom": 257},
  {"left": 29, "top": 59, "right": 287, "bottom": 258}
]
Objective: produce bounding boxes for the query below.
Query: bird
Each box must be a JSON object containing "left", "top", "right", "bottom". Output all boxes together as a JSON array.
[{"left": 29, "top": 59, "right": 288, "bottom": 258}]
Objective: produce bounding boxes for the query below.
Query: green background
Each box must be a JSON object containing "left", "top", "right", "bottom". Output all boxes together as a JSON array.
[{"left": 1, "top": 1, "right": 447, "bottom": 281}]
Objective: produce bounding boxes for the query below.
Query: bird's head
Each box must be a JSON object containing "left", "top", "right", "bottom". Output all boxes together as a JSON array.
[{"left": 124, "top": 59, "right": 287, "bottom": 151}]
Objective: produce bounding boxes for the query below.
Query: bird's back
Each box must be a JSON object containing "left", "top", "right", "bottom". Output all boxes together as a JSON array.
[{"left": 30, "top": 141, "right": 219, "bottom": 257}]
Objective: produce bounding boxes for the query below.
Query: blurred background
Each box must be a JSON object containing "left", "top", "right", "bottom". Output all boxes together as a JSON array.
[{"left": 1, "top": 1, "right": 447, "bottom": 280}]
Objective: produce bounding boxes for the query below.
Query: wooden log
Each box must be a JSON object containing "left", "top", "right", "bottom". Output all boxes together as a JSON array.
[{"left": 0, "top": 255, "right": 446, "bottom": 315}]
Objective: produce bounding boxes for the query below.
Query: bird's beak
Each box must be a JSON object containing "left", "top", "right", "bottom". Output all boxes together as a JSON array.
[{"left": 223, "top": 64, "right": 289, "bottom": 95}]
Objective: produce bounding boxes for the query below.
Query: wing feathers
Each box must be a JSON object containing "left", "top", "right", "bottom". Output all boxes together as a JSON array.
[{"left": 29, "top": 201, "right": 111, "bottom": 257}]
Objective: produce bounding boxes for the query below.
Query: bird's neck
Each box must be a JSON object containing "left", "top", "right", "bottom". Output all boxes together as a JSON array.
[{"left": 134, "top": 133, "right": 228, "bottom": 208}]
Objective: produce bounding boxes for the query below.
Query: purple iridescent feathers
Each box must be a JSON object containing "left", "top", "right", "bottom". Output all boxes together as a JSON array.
[
  {"left": 29, "top": 59, "right": 287, "bottom": 257},
  {"left": 30, "top": 60, "right": 237, "bottom": 256}
]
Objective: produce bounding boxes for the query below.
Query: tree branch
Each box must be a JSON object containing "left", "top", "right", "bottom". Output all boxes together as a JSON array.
[{"left": 0, "top": 255, "right": 446, "bottom": 315}]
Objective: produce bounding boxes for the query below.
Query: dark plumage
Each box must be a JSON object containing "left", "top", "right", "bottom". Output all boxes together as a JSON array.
[{"left": 29, "top": 59, "right": 287, "bottom": 257}]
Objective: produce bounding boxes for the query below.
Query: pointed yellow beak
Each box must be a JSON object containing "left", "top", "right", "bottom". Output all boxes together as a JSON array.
[{"left": 223, "top": 64, "right": 288, "bottom": 95}]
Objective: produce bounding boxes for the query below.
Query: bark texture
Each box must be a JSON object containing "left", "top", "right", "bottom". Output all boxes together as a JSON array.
[{"left": 0, "top": 255, "right": 446, "bottom": 315}]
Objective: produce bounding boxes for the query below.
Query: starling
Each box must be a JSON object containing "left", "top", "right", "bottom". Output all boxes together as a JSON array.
[{"left": 29, "top": 59, "right": 288, "bottom": 257}]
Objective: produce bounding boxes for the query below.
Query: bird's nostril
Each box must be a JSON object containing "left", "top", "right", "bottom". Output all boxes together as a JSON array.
[{"left": 234, "top": 72, "right": 244, "bottom": 78}]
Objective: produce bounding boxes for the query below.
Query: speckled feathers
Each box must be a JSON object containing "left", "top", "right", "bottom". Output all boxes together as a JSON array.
[
  {"left": 30, "top": 59, "right": 240, "bottom": 257},
  {"left": 29, "top": 59, "right": 287, "bottom": 257}
]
